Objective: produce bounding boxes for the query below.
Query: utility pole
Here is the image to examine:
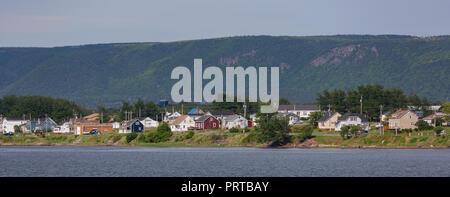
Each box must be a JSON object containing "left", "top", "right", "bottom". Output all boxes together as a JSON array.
[
  {"left": 379, "top": 105, "right": 383, "bottom": 135},
  {"left": 360, "top": 95, "right": 363, "bottom": 115},
  {"left": 100, "top": 112, "right": 103, "bottom": 134},
  {"left": 45, "top": 114, "right": 48, "bottom": 133},
  {"left": 433, "top": 109, "right": 437, "bottom": 127},
  {"left": 243, "top": 103, "right": 247, "bottom": 119}
]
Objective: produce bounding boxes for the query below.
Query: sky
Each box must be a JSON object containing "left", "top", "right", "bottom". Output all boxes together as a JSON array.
[{"left": 1, "top": 0, "right": 450, "bottom": 47}]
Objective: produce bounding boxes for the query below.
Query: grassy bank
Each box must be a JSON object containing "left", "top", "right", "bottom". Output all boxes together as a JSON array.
[{"left": 1, "top": 129, "right": 448, "bottom": 148}]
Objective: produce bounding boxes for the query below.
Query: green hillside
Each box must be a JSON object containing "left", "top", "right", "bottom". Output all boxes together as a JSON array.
[{"left": 0, "top": 35, "right": 449, "bottom": 107}]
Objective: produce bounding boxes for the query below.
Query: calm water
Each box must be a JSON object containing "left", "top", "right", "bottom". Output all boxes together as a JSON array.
[{"left": 0, "top": 146, "right": 449, "bottom": 177}]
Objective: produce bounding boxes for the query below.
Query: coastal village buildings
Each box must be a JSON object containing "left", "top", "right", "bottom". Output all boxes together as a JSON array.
[
  {"left": 276, "top": 112, "right": 302, "bottom": 125},
  {"left": 74, "top": 120, "right": 113, "bottom": 135},
  {"left": 164, "top": 112, "right": 181, "bottom": 124},
  {"left": 1, "top": 118, "right": 27, "bottom": 133},
  {"left": 278, "top": 105, "right": 320, "bottom": 119},
  {"left": 53, "top": 122, "right": 72, "bottom": 134},
  {"left": 123, "top": 119, "right": 144, "bottom": 133},
  {"left": 388, "top": 110, "right": 418, "bottom": 130},
  {"left": 112, "top": 122, "right": 121, "bottom": 129},
  {"left": 187, "top": 107, "right": 205, "bottom": 115},
  {"left": 194, "top": 115, "right": 220, "bottom": 130},
  {"left": 423, "top": 113, "right": 447, "bottom": 126},
  {"left": 170, "top": 115, "right": 195, "bottom": 132},
  {"left": 335, "top": 112, "right": 369, "bottom": 131},
  {"left": 82, "top": 113, "right": 100, "bottom": 121},
  {"left": 222, "top": 115, "right": 248, "bottom": 129},
  {"left": 208, "top": 111, "right": 234, "bottom": 122},
  {"left": 318, "top": 112, "right": 342, "bottom": 130},
  {"left": 138, "top": 117, "right": 159, "bottom": 128},
  {"left": 22, "top": 117, "right": 58, "bottom": 133}
]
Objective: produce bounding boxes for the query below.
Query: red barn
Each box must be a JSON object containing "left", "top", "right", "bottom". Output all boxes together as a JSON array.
[{"left": 195, "top": 115, "right": 220, "bottom": 130}]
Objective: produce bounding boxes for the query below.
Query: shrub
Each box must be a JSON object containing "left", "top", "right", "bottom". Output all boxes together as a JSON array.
[
  {"left": 153, "top": 130, "right": 173, "bottom": 143},
  {"left": 126, "top": 133, "right": 138, "bottom": 143},
  {"left": 293, "top": 125, "right": 313, "bottom": 142},
  {"left": 340, "top": 126, "right": 350, "bottom": 140},
  {"left": 253, "top": 115, "right": 291, "bottom": 145},
  {"left": 434, "top": 127, "right": 444, "bottom": 136},
  {"left": 229, "top": 128, "right": 240, "bottom": 133},
  {"left": 143, "top": 122, "right": 173, "bottom": 143},
  {"left": 415, "top": 120, "right": 433, "bottom": 131},
  {"left": 185, "top": 131, "right": 194, "bottom": 139},
  {"left": 350, "top": 125, "right": 362, "bottom": 137},
  {"left": 135, "top": 133, "right": 147, "bottom": 143}
]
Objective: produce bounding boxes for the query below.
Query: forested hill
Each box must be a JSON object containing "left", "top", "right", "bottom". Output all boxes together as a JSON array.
[{"left": 0, "top": 35, "right": 449, "bottom": 107}]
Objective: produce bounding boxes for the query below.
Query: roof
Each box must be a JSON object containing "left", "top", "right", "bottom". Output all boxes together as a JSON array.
[
  {"left": 83, "top": 113, "right": 99, "bottom": 120},
  {"left": 210, "top": 111, "right": 234, "bottom": 116},
  {"left": 172, "top": 115, "right": 189, "bottom": 125},
  {"left": 337, "top": 112, "right": 368, "bottom": 122},
  {"left": 224, "top": 115, "right": 246, "bottom": 122},
  {"left": 4, "top": 118, "right": 26, "bottom": 121},
  {"left": 390, "top": 110, "right": 411, "bottom": 119},
  {"left": 188, "top": 107, "right": 205, "bottom": 115},
  {"left": 318, "top": 112, "right": 339, "bottom": 122},
  {"left": 276, "top": 112, "right": 298, "bottom": 118},
  {"left": 195, "top": 115, "right": 216, "bottom": 122},
  {"left": 138, "top": 117, "right": 155, "bottom": 121},
  {"left": 423, "top": 114, "right": 446, "bottom": 120},
  {"left": 278, "top": 104, "right": 320, "bottom": 111},
  {"left": 124, "top": 118, "right": 142, "bottom": 127}
]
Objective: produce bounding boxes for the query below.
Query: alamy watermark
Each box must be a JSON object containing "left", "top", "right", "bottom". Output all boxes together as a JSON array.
[{"left": 171, "top": 59, "right": 279, "bottom": 113}]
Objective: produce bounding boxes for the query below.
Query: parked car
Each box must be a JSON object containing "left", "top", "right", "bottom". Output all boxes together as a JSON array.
[
  {"left": 2, "top": 133, "right": 14, "bottom": 136},
  {"left": 89, "top": 130, "right": 102, "bottom": 135}
]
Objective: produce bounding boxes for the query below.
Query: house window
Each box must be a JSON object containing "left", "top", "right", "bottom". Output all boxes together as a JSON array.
[{"left": 213, "top": 123, "right": 216, "bottom": 127}]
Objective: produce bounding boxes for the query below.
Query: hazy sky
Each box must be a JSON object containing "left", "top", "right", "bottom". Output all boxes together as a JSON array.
[{"left": 1, "top": 0, "right": 449, "bottom": 47}]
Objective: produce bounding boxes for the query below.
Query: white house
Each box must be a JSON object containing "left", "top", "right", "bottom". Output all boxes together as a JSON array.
[
  {"left": 112, "top": 122, "right": 121, "bottom": 129},
  {"left": 1, "top": 118, "right": 27, "bottom": 133},
  {"left": 276, "top": 112, "right": 303, "bottom": 125},
  {"left": 0, "top": 115, "right": 3, "bottom": 133},
  {"left": 53, "top": 122, "right": 72, "bottom": 134},
  {"left": 423, "top": 113, "right": 447, "bottom": 126},
  {"left": 223, "top": 115, "right": 248, "bottom": 129},
  {"left": 335, "top": 112, "right": 369, "bottom": 131},
  {"left": 164, "top": 112, "right": 181, "bottom": 124},
  {"left": 170, "top": 115, "right": 195, "bottom": 132},
  {"left": 277, "top": 105, "right": 320, "bottom": 119},
  {"left": 138, "top": 117, "right": 159, "bottom": 128}
]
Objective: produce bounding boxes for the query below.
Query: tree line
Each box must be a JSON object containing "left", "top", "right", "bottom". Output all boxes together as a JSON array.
[
  {"left": 0, "top": 95, "right": 87, "bottom": 123},
  {"left": 316, "top": 84, "right": 434, "bottom": 121}
]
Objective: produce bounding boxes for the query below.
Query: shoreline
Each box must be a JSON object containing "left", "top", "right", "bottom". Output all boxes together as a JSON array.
[
  {"left": 1, "top": 131, "right": 448, "bottom": 149},
  {"left": 1, "top": 142, "right": 448, "bottom": 149}
]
